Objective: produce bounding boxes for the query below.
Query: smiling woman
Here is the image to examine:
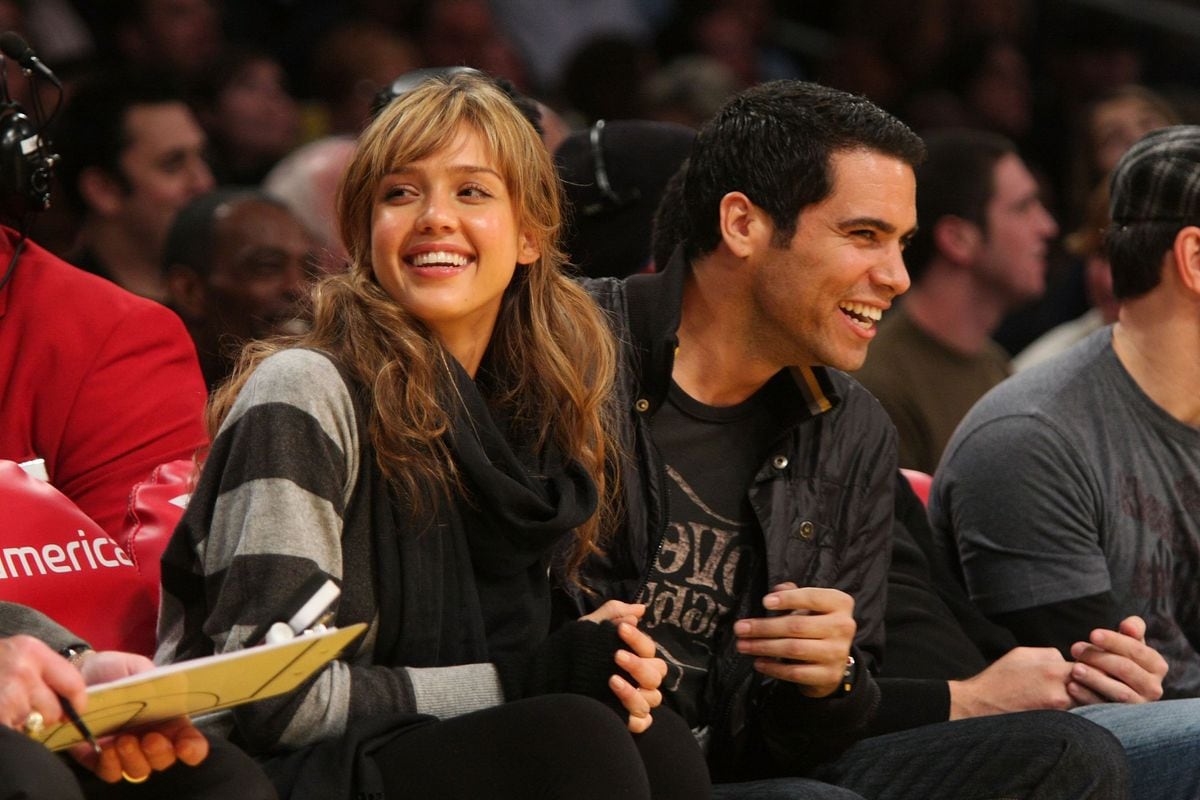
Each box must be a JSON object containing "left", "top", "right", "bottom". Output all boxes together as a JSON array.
[
  {"left": 367, "top": 125, "right": 537, "bottom": 373},
  {"left": 155, "top": 70, "right": 711, "bottom": 800}
]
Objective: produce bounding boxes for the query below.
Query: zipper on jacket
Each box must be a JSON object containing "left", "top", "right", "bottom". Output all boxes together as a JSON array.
[{"left": 632, "top": 446, "right": 672, "bottom": 603}]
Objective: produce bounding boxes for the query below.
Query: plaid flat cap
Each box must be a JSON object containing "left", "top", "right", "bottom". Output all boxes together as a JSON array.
[{"left": 1110, "top": 125, "right": 1200, "bottom": 225}]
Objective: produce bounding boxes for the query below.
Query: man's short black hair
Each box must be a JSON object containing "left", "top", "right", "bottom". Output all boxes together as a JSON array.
[
  {"left": 52, "top": 70, "right": 191, "bottom": 215},
  {"left": 651, "top": 160, "right": 690, "bottom": 271},
  {"left": 683, "top": 80, "right": 925, "bottom": 260},
  {"left": 1104, "top": 222, "right": 1177, "bottom": 299},
  {"left": 903, "top": 129, "right": 1016, "bottom": 284}
]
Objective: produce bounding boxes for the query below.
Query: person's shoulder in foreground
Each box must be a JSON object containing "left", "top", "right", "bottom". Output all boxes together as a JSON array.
[{"left": 0, "top": 226, "right": 206, "bottom": 536}]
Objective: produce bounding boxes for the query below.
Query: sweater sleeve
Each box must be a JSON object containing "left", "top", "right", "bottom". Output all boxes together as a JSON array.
[
  {"left": 0, "top": 601, "right": 87, "bottom": 652},
  {"left": 156, "top": 350, "right": 504, "bottom": 753}
]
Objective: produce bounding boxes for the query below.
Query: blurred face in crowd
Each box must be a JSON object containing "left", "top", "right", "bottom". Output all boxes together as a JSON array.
[
  {"left": 131, "top": 0, "right": 222, "bottom": 78},
  {"left": 206, "top": 199, "right": 316, "bottom": 341},
  {"left": 967, "top": 41, "right": 1032, "bottom": 138},
  {"left": 211, "top": 55, "right": 301, "bottom": 166},
  {"left": 1090, "top": 95, "right": 1175, "bottom": 175},
  {"left": 116, "top": 102, "right": 216, "bottom": 252},
  {"left": 974, "top": 153, "right": 1058, "bottom": 305}
]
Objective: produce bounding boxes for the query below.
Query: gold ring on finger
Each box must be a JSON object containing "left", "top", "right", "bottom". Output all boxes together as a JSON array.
[
  {"left": 22, "top": 710, "right": 44, "bottom": 736},
  {"left": 121, "top": 770, "right": 150, "bottom": 784}
]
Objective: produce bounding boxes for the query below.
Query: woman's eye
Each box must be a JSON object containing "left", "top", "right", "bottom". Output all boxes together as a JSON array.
[
  {"left": 382, "top": 185, "right": 413, "bottom": 201},
  {"left": 460, "top": 184, "right": 493, "bottom": 199}
]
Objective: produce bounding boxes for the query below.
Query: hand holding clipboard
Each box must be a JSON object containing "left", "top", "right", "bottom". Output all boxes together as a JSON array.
[{"left": 27, "top": 577, "right": 363, "bottom": 752}]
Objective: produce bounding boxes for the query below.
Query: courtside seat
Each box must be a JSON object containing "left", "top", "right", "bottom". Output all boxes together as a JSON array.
[
  {"left": 117, "top": 458, "right": 194, "bottom": 608},
  {"left": 0, "top": 458, "right": 193, "bottom": 656},
  {"left": 900, "top": 468, "right": 934, "bottom": 507},
  {"left": 0, "top": 459, "right": 157, "bottom": 654}
]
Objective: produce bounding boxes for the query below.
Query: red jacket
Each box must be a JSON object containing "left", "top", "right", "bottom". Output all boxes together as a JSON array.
[{"left": 0, "top": 227, "right": 207, "bottom": 537}]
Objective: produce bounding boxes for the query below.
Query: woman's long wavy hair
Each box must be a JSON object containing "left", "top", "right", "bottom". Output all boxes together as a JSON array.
[{"left": 208, "top": 72, "right": 619, "bottom": 583}]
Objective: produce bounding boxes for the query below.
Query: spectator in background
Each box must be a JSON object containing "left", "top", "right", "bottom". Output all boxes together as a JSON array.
[
  {"left": 996, "top": 84, "right": 1179, "bottom": 363},
  {"left": 561, "top": 36, "right": 657, "bottom": 124},
  {"left": 643, "top": 56, "right": 738, "bottom": 129},
  {"left": 931, "top": 125, "right": 1200, "bottom": 699},
  {"left": 1063, "top": 85, "right": 1179, "bottom": 231},
  {"left": 901, "top": 34, "right": 1034, "bottom": 146},
  {"left": 100, "top": 0, "right": 224, "bottom": 88},
  {"left": 856, "top": 130, "right": 1058, "bottom": 473},
  {"left": 555, "top": 119, "right": 695, "bottom": 278},
  {"left": 193, "top": 48, "right": 302, "bottom": 185},
  {"left": 489, "top": 0, "right": 657, "bottom": 93},
  {"left": 309, "top": 21, "right": 422, "bottom": 136},
  {"left": 420, "top": 0, "right": 531, "bottom": 92},
  {"left": 262, "top": 136, "right": 356, "bottom": 274},
  {"left": 163, "top": 189, "right": 316, "bottom": 391},
  {"left": 1012, "top": 182, "right": 1119, "bottom": 371},
  {"left": 55, "top": 72, "right": 215, "bottom": 303}
]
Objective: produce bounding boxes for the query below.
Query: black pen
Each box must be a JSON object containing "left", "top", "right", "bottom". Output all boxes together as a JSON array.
[{"left": 58, "top": 694, "right": 101, "bottom": 755}]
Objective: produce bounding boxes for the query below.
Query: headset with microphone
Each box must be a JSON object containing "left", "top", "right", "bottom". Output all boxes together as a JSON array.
[{"left": 0, "top": 31, "right": 61, "bottom": 292}]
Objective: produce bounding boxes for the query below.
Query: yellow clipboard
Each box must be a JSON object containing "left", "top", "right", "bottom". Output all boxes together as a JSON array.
[{"left": 30, "top": 623, "right": 366, "bottom": 751}]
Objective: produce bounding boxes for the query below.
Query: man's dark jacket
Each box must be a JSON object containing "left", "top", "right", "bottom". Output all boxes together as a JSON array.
[{"left": 556, "top": 252, "right": 897, "bottom": 780}]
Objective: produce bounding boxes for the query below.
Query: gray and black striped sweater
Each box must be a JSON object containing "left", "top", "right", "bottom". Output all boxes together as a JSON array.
[{"left": 156, "top": 349, "right": 509, "bottom": 754}]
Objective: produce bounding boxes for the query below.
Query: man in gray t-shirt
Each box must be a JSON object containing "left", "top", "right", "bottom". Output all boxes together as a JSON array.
[{"left": 932, "top": 125, "right": 1200, "bottom": 699}]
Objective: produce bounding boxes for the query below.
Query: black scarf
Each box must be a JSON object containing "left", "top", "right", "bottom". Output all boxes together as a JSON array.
[{"left": 370, "top": 355, "right": 598, "bottom": 668}]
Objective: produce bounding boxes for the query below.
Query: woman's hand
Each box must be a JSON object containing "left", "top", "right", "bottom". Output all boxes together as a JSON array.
[{"left": 608, "top": 622, "right": 667, "bottom": 734}]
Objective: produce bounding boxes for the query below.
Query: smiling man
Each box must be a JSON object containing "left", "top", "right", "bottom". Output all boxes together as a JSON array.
[
  {"left": 57, "top": 72, "right": 216, "bottom": 304},
  {"left": 559, "top": 81, "right": 1128, "bottom": 799},
  {"left": 163, "top": 189, "right": 316, "bottom": 390},
  {"left": 856, "top": 129, "right": 1059, "bottom": 473}
]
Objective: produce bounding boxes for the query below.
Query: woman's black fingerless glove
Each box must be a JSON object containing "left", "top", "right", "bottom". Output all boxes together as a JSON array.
[{"left": 494, "top": 620, "right": 632, "bottom": 713}]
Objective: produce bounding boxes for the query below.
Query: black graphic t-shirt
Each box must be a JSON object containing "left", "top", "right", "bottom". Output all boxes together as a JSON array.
[{"left": 641, "top": 375, "right": 787, "bottom": 728}]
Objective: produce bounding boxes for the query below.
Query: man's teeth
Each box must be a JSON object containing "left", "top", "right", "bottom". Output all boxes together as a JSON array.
[
  {"left": 411, "top": 251, "right": 469, "bottom": 267},
  {"left": 839, "top": 302, "right": 882, "bottom": 328}
]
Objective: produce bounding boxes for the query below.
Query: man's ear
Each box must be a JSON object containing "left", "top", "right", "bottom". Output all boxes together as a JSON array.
[
  {"left": 1172, "top": 226, "right": 1200, "bottom": 297},
  {"left": 717, "top": 191, "right": 768, "bottom": 259},
  {"left": 932, "top": 215, "right": 982, "bottom": 267},
  {"left": 77, "top": 167, "right": 126, "bottom": 217},
  {"left": 516, "top": 228, "right": 540, "bottom": 265},
  {"left": 165, "top": 266, "right": 207, "bottom": 319}
]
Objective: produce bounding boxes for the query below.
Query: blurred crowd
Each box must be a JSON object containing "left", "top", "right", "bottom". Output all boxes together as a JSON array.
[{"left": 6, "top": 0, "right": 1200, "bottom": 352}]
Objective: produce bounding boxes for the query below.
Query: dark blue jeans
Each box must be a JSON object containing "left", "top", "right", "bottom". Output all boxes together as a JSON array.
[{"left": 715, "top": 709, "right": 1128, "bottom": 800}]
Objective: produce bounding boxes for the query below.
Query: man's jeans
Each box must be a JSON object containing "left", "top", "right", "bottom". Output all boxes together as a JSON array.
[
  {"left": 713, "top": 709, "right": 1128, "bottom": 800},
  {"left": 1074, "top": 698, "right": 1200, "bottom": 800}
]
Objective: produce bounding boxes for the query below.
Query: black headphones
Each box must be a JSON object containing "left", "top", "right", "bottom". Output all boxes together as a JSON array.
[
  {"left": 0, "top": 31, "right": 60, "bottom": 291},
  {"left": 0, "top": 101, "right": 55, "bottom": 221},
  {"left": 0, "top": 31, "right": 58, "bottom": 222}
]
